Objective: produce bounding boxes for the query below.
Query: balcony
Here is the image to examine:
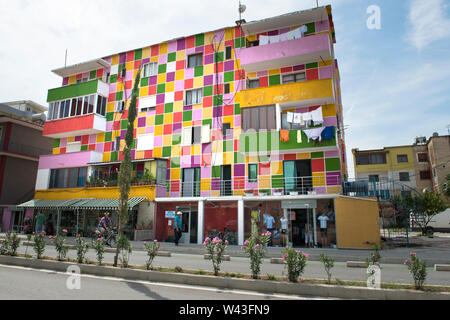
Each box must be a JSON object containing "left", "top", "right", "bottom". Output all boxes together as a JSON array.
[
  {"left": 237, "top": 78, "right": 334, "bottom": 109},
  {"left": 47, "top": 79, "right": 109, "bottom": 102},
  {"left": 239, "top": 33, "right": 332, "bottom": 73},
  {"left": 43, "top": 113, "right": 106, "bottom": 138},
  {"left": 165, "top": 175, "right": 342, "bottom": 198},
  {"left": 239, "top": 128, "right": 337, "bottom": 155}
]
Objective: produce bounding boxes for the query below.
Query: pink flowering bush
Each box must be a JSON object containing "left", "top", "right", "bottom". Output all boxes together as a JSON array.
[
  {"left": 144, "top": 240, "right": 160, "bottom": 270},
  {"left": 241, "top": 231, "right": 271, "bottom": 279},
  {"left": 203, "top": 237, "right": 228, "bottom": 276},
  {"left": 92, "top": 237, "right": 105, "bottom": 265},
  {"left": 404, "top": 252, "right": 427, "bottom": 290},
  {"left": 282, "top": 246, "right": 308, "bottom": 283},
  {"left": 52, "top": 229, "right": 69, "bottom": 261},
  {"left": 1, "top": 231, "right": 21, "bottom": 256},
  {"left": 32, "top": 232, "right": 46, "bottom": 259}
]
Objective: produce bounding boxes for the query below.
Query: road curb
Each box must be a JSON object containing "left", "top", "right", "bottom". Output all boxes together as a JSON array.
[{"left": 1, "top": 255, "right": 449, "bottom": 300}]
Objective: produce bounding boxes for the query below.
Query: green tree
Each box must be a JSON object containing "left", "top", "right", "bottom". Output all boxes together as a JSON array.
[
  {"left": 443, "top": 174, "right": 450, "bottom": 198},
  {"left": 113, "top": 66, "right": 141, "bottom": 267},
  {"left": 409, "top": 191, "right": 447, "bottom": 235}
]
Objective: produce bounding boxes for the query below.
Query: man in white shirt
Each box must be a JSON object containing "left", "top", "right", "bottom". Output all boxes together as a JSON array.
[
  {"left": 264, "top": 213, "right": 276, "bottom": 246},
  {"left": 318, "top": 211, "right": 330, "bottom": 248}
]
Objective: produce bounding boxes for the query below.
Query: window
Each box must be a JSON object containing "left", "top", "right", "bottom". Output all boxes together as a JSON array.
[
  {"left": 49, "top": 167, "right": 87, "bottom": 189},
  {"left": 137, "top": 133, "right": 154, "bottom": 151},
  {"left": 247, "top": 79, "right": 259, "bottom": 89},
  {"left": 76, "top": 78, "right": 88, "bottom": 84},
  {"left": 418, "top": 153, "right": 428, "bottom": 163},
  {"left": 115, "top": 136, "right": 121, "bottom": 151},
  {"left": 356, "top": 153, "right": 387, "bottom": 165},
  {"left": 241, "top": 105, "right": 276, "bottom": 132},
  {"left": 66, "top": 142, "right": 81, "bottom": 153},
  {"left": 282, "top": 72, "right": 306, "bottom": 84},
  {"left": 369, "top": 175, "right": 379, "bottom": 182},
  {"left": 397, "top": 154, "right": 408, "bottom": 163},
  {"left": 399, "top": 172, "right": 410, "bottom": 181},
  {"left": 143, "top": 62, "right": 157, "bottom": 78},
  {"left": 96, "top": 95, "right": 107, "bottom": 116},
  {"left": 182, "top": 125, "right": 211, "bottom": 146},
  {"left": 225, "top": 46, "right": 232, "bottom": 60},
  {"left": 420, "top": 170, "right": 431, "bottom": 180},
  {"left": 224, "top": 83, "right": 230, "bottom": 94},
  {"left": 76, "top": 97, "right": 83, "bottom": 115},
  {"left": 105, "top": 73, "right": 110, "bottom": 83},
  {"left": 115, "top": 101, "right": 125, "bottom": 113},
  {"left": 248, "top": 164, "right": 258, "bottom": 183},
  {"left": 139, "top": 96, "right": 156, "bottom": 112},
  {"left": 187, "top": 53, "right": 203, "bottom": 68},
  {"left": 222, "top": 123, "right": 231, "bottom": 138},
  {"left": 120, "top": 68, "right": 126, "bottom": 78},
  {"left": 182, "top": 167, "right": 200, "bottom": 197},
  {"left": 185, "top": 88, "right": 203, "bottom": 105}
]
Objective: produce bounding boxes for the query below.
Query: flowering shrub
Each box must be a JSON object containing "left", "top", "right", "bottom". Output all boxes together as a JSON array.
[
  {"left": 404, "top": 252, "right": 427, "bottom": 290},
  {"left": 203, "top": 237, "right": 228, "bottom": 276},
  {"left": 92, "top": 237, "right": 105, "bottom": 265},
  {"left": 7, "top": 232, "right": 21, "bottom": 256},
  {"left": 32, "top": 232, "right": 46, "bottom": 259},
  {"left": 75, "top": 235, "right": 89, "bottom": 264},
  {"left": 51, "top": 229, "right": 69, "bottom": 261},
  {"left": 282, "top": 247, "right": 308, "bottom": 283},
  {"left": 144, "top": 240, "right": 160, "bottom": 270},
  {"left": 118, "top": 234, "right": 132, "bottom": 268},
  {"left": 320, "top": 254, "right": 335, "bottom": 284},
  {"left": 365, "top": 244, "right": 381, "bottom": 267},
  {"left": 0, "top": 232, "right": 10, "bottom": 255},
  {"left": 241, "top": 231, "right": 271, "bottom": 279}
]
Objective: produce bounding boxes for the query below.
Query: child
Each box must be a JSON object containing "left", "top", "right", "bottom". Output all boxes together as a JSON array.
[{"left": 304, "top": 224, "right": 313, "bottom": 248}]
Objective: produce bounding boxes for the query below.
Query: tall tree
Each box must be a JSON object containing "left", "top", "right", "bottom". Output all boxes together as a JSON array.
[{"left": 113, "top": 66, "right": 142, "bottom": 267}]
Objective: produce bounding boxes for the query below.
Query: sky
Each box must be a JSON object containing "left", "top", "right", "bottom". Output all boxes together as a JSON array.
[{"left": 0, "top": 0, "right": 449, "bottom": 178}]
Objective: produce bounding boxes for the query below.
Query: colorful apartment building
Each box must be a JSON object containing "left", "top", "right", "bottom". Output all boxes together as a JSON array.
[{"left": 20, "top": 5, "right": 381, "bottom": 249}]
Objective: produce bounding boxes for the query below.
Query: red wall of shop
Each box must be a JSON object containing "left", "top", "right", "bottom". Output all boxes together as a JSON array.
[{"left": 204, "top": 205, "right": 237, "bottom": 236}]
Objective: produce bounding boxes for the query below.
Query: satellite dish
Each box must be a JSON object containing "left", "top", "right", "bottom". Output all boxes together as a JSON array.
[{"left": 239, "top": 4, "right": 246, "bottom": 13}]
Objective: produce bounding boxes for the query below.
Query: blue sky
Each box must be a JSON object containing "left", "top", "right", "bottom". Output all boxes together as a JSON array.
[{"left": 0, "top": 0, "right": 449, "bottom": 178}]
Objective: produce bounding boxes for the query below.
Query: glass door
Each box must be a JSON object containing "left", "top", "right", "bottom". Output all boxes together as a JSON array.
[{"left": 283, "top": 161, "right": 296, "bottom": 194}]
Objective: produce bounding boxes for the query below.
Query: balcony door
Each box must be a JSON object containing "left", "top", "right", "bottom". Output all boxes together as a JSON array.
[
  {"left": 284, "top": 160, "right": 312, "bottom": 194},
  {"left": 221, "top": 165, "right": 232, "bottom": 196},
  {"left": 182, "top": 168, "right": 200, "bottom": 197}
]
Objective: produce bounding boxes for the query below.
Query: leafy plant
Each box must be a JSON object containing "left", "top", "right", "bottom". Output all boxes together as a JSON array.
[
  {"left": 50, "top": 229, "right": 69, "bottom": 261},
  {"left": 241, "top": 231, "right": 271, "bottom": 279},
  {"left": 404, "top": 252, "right": 427, "bottom": 290},
  {"left": 282, "top": 247, "right": 308, "bottom": 283},
  {"left": 366, "top": 244, "right": 382, "bottom": 267},
  {"left": 0, "top": 235, "right": 10, "bottom": 255},
  {"left": 117, "top": 234, "right": 132, "bottom": 268},
  {"left": 174, "top": 266, "right": 183, "bottom": 273},
  {"left": 92, "top": 237, "right": 106, "bottom": 265},
  {"left": 203, "top": 237, "right": 229, "bottom": 276},
  {"left": 33, "top": 232, "right": 46, "bottom": 259},
  {"left": 320, "top": 254, "right": 335, "bottom": 284},
  {"left": 75, "top": 235, "right": 89, "bottom": 264},
  {"left": 144, "top": 240, "right": 160, "bottom": 270},
  {"left": 266, "top": 274, "right": 276, "bottom": 281}
]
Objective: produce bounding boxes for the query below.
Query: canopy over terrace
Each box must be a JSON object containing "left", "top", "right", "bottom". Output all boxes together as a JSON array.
[{"left": 17, "top": 197, "right": 148, "bottom": 235}]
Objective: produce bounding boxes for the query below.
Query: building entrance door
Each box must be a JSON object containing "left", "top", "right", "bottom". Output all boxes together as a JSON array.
[
  {"left": 289, "top": 208, "right": 314, "bottom": 247},
  {"left": 12, "top": 210, "right": 25, "bottom": 233},
  {"left": 178, "top": 207, "right": 198, "bottom": 244}
]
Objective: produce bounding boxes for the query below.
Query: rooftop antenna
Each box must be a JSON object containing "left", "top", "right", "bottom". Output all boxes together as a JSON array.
[
  {"left": 316, "top": 0, "right": 319, "bottom": 7},
  {"left": 238, "top": 0, "right": 246, "bottom": 25},
  {"left": 64, "top": 49, "right": 67, "bottom": 68}
]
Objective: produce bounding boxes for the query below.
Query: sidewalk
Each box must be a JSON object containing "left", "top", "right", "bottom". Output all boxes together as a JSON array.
[{"left": 2, "top": 232, "right": 450, "bottom": 265}]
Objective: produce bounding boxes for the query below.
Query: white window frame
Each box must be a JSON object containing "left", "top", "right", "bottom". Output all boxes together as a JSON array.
[
  {"left": 137, "top": 133, "right": 154, "bottom": 151},
  {"left": 182, "top": 125, "right": 211, "bottom": 146},
  {"left": 142, "top": 62, "right": 158, "bottom": 78},
  {"left": 66, "top": 142, "right": 81, "bottom": 153},
  {"left": 282, "top": 72, "right": 306, "bottom": 84},
  {"left": 139, "top": 96, "right": 156, "bottom": 112},
  {"left": 185, "top": 88, "right": 203, "bottom": 106}
]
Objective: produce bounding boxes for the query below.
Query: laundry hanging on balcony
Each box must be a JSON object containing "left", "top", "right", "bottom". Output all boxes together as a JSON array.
[
  {"left": 303, "top": 127, "right": 326, "bottom": 143},
  {"left": 321, "top": 126, "right": 335, "bottom": 141},
  {"left": 280, "top": 129, "right": 290, "bottom": 142},
  {"left": 297, "top": 130, "right": 303, "bottom": 143},
  {"left": 286, "top": 106, "right": 323, "bottom": 128},
  {"left": 259, "top": 25, "right": 307, "bottom": 46}
]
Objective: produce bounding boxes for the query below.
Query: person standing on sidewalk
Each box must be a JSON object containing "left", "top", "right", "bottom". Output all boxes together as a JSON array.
[
  {"left": 174, "top": 212, "right": 182, "bottom": 246},
  {"left": 35, "top": 212, "right": 46, "bottom": 233}
]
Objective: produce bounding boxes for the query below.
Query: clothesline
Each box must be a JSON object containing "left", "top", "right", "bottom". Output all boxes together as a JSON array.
[
  {"left": 286, "top": 106, "right": 324, "bottom": 128},
  {"left": 280, "top": 126, "right": 335, "bottom": 144},
  {"left": 259, "top": 25, "right": 308, "bottom": 46}
]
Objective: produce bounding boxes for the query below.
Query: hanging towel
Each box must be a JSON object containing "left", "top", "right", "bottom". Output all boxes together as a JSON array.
[
  {"left": 302, "top": 112, "right": 313, "bottom": 127},
  {"left": 280, "top": 130, "right": 290, "bottom": 142},
  {"left": 286, "top": 29, "right": 295, "bottom": 41},
  {"left": 259, "top": 35, "right": 269, "bottom": 46},
  {"left": 299, "top": 25, "right": 308, "bottom": 36},
  {"left": 310, "top": 107, "right": 323, "bottom": 126},
  {"left": 321, "top": 126, "right": 335, "bottom": 141},
  {"left": 303, "top": 127, "right": 325, "bottom": 143},
  {"left": 269, "top": 34, "right": 280, "bottom": 44},
  {"left": 293, "top": 113, "right": 302, "bottom": 124},
  {"left": 293, "top": 28, "right": 303, "bottom": 39},
  {"left": 287, "top": 112, "right": 294, "bottom": 123},
  {"left": 297, "top": 130, "right": 303, "bottom": 143}
]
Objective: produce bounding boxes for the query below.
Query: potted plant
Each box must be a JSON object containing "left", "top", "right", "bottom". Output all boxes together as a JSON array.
[
  {"left": 273, "top": 188, "right": 283, "bottom": 196},
  {"left": 289, "top": 189, "right": 299, "bottom": 196},
  {"left": 245, "top": 189, "right": 255, "bottom": 197}
]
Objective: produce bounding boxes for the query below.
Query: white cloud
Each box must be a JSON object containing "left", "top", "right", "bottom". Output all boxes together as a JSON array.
[{"left": 407, "top": 0, "right": 450, "bottom": 49}]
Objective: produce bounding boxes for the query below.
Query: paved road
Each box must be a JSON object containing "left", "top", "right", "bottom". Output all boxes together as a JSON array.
[
  {"left": 13, "top": 244, "right": 450, "bottom": 287},
  {"left": 0, "top": 264, "right": 325, "bottom": 300}
]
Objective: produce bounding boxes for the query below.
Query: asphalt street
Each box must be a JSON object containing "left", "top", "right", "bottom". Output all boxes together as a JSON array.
[{"left": 13, "top": 244, "right": 450, "bottom": 287}]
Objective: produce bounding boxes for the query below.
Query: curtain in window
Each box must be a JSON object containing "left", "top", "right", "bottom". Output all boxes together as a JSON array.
[{"left": 284, "top": 161, "right": 296, "bottom": 193}]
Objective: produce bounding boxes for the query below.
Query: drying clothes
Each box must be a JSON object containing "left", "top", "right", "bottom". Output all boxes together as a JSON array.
[
  {"left": 303, "top": 127, "right": 325, "bottom": 143},
  {"left": 280, "top": 32, "right": 288, "bottom": 42},
  {"left": 259, "top": 35, "right": 269, "bottom": 46},
  {"left": 293, "top": 113, "right": 303, "bottom": 125},
  {"left": 269, "top": 34, "right": 281, "bottom": 44},
  {"left": 299, "top": 25, "right": 308, "bottom": 36},
  {"left": 297, "top": 130, "right": 303, "bottom": 143},
  {"left": 302, "top": 112, "right": 312, "bottom": 127},
  {"left": 293, "top": 28, "right": 303, "bottom": 39},
  {"left": 280, "top": 130, "right": 290, "bottom": 142},
  {"left": 321, "top": 126, "right": 335, "bottom": 141},
  {"left": 286, "top": 30, "right": 295, "bottom": 41},
  {"left": 287, "top": 112, "right": 294, "bottom": 123},
  {"left": 310, "top": 107, "right": 324, "bottom": 126}
]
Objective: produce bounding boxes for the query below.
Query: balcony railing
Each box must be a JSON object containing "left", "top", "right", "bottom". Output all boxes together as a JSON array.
[
  {"left": 3, "top": 142, "right": 50, "bottom": 158},
  {"left": 166, "top": 175, "right": 342, "bottom": 198}
]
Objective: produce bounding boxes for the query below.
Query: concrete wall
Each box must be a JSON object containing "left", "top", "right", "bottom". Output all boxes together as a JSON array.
[
  {"left": 412, "top": 144, "right": 432, "bottom": 193},
  {"left": 9, "top": 123, "right": 52, "bottom": 157},
  {"left": 334, "top": 197, "right": 380, "bottom": 249},
  {"left": 0, "top": 157, "right": 38, "bottom": 205},
  {"left": 428, "top": 136, "right": 450, "bottom": 194}
]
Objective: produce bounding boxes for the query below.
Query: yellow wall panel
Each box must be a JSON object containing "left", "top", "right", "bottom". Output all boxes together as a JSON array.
[
  {"left": 154, "top": 125, "right": 163, "bottom": 136},
  {"left": 296, "top": 153, "right": 310, "bottom": 160},
  {"left": 142, "top": 47, "right": 150, "bottom": 59},
  {"left": 171, "top": 145, "right": 181, "bottom": 157},
  {"left": 269, "top": 69, "right": 280, "bottom": 76},
  {"left": 176, "top": 50, "right": 185, "bottom": 61},
  {"left": 322, "top": 104, "right": 336, "bottom": 117},
  {"left": 139, "top": 87, "right": 148, "bottom": 97},
  {"left": 159, "top": 43, "right": 168, "bottom": 54},
  {"left": 173, "top": 101, "right": 183, "bottom": 112},
  {"left": 193, "top": 77, "right": 203, "bottom": 88},
  {"left": 271, "top": 161, "right": 283, "bottom": 175},
  {"left": 171, "top": 168, "right": 181, "bottom": 180},
  {"left": 204, "top": 64, "right": 214, "bottom": 76},
  {"left": 166, "top": 82, "right": 175, "bottom": 92},
  {"left": 158, "top": 74, "right": 166, "bottom": 84},
  {"left": 153, "top": 147, "right": 162, "bottom": 158},
  {"left": 175, "top": 70, "right": 185, "bottom": 81}
]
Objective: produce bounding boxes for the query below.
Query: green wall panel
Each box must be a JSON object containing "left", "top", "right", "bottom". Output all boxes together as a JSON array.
[{"left": 47, "top": 79, "right": 99, "bottom": 102}]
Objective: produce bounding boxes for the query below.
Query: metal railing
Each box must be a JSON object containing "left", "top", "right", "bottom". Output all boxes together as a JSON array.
[{"left": 166, "top": 175, "right": 341, "bottom": 197}]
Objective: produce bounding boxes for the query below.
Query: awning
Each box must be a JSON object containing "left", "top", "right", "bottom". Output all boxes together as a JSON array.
[{"left": 17, "top": 197, "right": 148, "bottom": 211}]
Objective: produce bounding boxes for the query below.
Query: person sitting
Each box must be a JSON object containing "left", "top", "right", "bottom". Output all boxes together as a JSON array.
[{"left": 97, "top": 212, "right": 113, "bottom": 237}]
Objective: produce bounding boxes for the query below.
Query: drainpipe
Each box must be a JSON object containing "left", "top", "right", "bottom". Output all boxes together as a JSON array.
[
  {"left": 197, "top": 200, "right": 204, "bottom": 245},
  {"left": 238, "top": 199, "right": 244, "bottom": 245}
]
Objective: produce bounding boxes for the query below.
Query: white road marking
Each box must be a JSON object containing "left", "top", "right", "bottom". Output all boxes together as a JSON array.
[{"left": 0, "top": 264, "right": 329, "bottom": 300}]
